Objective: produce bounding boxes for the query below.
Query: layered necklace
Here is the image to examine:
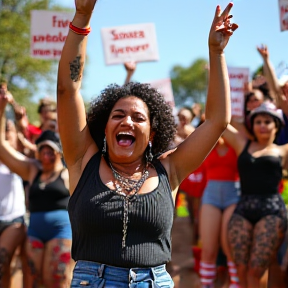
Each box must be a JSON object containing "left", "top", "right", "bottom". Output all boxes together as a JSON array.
[{"left": 109, "top": 160, "right": 150, "bottom": 248}]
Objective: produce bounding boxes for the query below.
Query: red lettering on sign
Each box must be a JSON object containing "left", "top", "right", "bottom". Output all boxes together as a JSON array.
[
  {"left": 110, "top": 44, "right": 149, "bottom": 55},
  {"left": 33, "top": 32, "right": 67, "bottom": 43},
  {"left": 33, "top": 49, "right": 51, "bottom": 56},
  {"left": 229, "top": 73, "right": 244, "bottom": 79},
  {"left": 111, "top": 30, "right": 146, "bottom": 40},
  {"left": 52, "top": 16, "right": 69, "bottom": 28},
  {"left": 230, "top": 87, "right": 244, "bottom": 92},
  {"left": 53, "top": 49, "right": 62, "bottom": 56}
]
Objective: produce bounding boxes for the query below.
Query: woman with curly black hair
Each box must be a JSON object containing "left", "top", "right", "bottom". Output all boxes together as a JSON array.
[
  {"left": 56, "top": 0, "right": 238, "bottom": 287},
  {"left": 87, "top": 82, "right": 176, "bottom": 158}
]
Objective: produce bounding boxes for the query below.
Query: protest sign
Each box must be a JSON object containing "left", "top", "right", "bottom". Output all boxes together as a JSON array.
[
  {"left": 30, "top": 10, "right": 73, "bottom": 60},
  {"left": 101, "top": 23, "right": 159, "bottom": 65},
  {"left": 149, "top": 78, "right": 175, "bottom": 108},
  {"left": 228, "top": 67, "right": 250, "bottom": 118},
  {"left": 279, "top": 0, "right": 288, "bottom": 31}
]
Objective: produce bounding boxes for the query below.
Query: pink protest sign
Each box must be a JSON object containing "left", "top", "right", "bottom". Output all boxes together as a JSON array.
[
  {"left": 279, "top": 0, "right": 288, "bottom": 31},
  {"left": 30, "top": 10, "right": 73, "bottom": 60},
  {"left": 149, "top": 78, "right": 175, "bottom": 108},
  {"left": 228, "top": 67, "right": 250, "bottom": 117},
  {"left": 101, "top": 23, "right": 159, "bottom": 65}
]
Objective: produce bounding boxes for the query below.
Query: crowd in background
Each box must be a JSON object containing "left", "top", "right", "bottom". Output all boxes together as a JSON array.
[{"left": 0, "top": 44, "right": 288, "bottom": 288}]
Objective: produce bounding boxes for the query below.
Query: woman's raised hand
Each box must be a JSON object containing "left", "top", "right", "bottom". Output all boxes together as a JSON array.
[
  {"left": 209, "top": 2, "right": 238, "bottom": 54},
  {"left": 75, "top": 0, "right": 97, "bottom": 16},
  {"left": 257, "top": 44, "right": 269, "bottom": 60},
  {"left": 0, "top": 89, "right": 12, "bottom": 111}
]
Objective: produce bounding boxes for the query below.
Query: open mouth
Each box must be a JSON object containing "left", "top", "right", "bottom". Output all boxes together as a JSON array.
[{"left": 116, "top": 132, "right": 135, "bottom": 147}]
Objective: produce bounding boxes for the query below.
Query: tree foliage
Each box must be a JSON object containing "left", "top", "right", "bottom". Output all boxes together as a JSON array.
[
  {"left": 0, "top": 0, "right": 70, "bottom": 123},
  {"left": 170, "top": 58, "right": 209, "bottom": 106}
]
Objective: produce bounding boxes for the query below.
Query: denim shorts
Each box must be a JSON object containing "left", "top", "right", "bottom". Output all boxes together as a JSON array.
[
  {"left": 201, "top": 180, "right": 240, "bottom": 210},
  {"left": 0, "top": 216, "right": 25, "bottom": 235},
  {"left": 28, "top": 210, "right": 72, "bottom": 243},
  {"left": 71, "top": 260, "right": 174, "bottom": 288}
]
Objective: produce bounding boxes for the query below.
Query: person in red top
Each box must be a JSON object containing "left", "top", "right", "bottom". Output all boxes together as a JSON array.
[
  {"left": 199, "top": 137, "right": 240, "bottom": 288},
  {"left": 179, "top": 162, "right": 206, "bottom": 245}
]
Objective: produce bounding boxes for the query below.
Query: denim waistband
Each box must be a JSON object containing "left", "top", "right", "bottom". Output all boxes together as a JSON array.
[{"left": 74, "top": 260, "right": 167, "bottom": 283}]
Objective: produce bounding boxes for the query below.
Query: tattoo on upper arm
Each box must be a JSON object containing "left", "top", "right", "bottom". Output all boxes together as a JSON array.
[{"left": 69, "top": 56, "right": 83, "bottom": 82}]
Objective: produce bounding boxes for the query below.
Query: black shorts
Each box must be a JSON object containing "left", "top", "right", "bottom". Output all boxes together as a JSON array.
[{"left": 233, "top": 194, "right": 287, "bottom": 230}]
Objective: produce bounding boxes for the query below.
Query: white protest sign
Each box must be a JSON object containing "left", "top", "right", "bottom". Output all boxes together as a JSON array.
[
  {"left": 101, "top": 23, "right": 159, "bottom": 65},
  {"left": 30, "top": 10, "right": 73, "bottom": 60},
  {"left": 228, "top": 67, "right": 250, "bottom": 117},
  {"left": 149, "top": 78, "right": 175, "bottom": 108},
  {"left": 279, "top": 0, "right": 288, "bottom": 31}
]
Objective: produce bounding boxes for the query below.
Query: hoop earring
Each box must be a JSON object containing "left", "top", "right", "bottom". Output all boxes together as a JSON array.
[
  {"left": 147, "top": 141, "right": 153, "bottom": 163},
  {"left": 102, "top": 136, "right": 107, "bottom": 155}
]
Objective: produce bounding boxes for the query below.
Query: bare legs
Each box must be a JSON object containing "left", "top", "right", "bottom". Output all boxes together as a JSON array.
[
  {"left": 0, "top": 222, "right": 26, "bottom": 288},
  {"left": 228, "top": 214, "right": 286, "bottom": 288},
  {"left": 26, "top": 237, "right": 74, "bottom": 288}
]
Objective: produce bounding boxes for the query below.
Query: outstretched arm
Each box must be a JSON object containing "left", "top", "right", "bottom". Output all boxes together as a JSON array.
[
  {"left": 57, "top": 0, "right": 98, "bottom": 169},
  {"left": 166, "top": 3, "right": 238, "bottom": 189},
  {"left": 257, "top": 45, "right": 288, "bottom": 114},
  {"left": 0, "top": 92, "right": 33, "bottom": 181}
]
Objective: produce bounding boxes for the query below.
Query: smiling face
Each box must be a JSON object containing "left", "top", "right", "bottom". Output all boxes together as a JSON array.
[
  {"left": 178, "top": 108, "right": 193, "bottom": 127},
  {"left": 105, "top": 96, "right": 151, "bottom": 164},
  {"left": 246, "top": 89, "right": 264, "bottom": 112},
  {"left": 37, "top": 145, "right": 58, "bottom": 167},
  {"left": 252, "top": 113, "right": 278, "bottom": 140}
]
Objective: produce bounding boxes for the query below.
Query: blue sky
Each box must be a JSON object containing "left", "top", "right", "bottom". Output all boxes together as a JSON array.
[{"left": 47, "top": 0, "right": 288, "bottom": 103}]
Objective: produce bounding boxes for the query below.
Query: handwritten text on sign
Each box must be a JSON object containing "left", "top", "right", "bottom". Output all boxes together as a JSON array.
[
  {"left": 228, "top": 67, "right": 250, "bottom": 117},
  {"left": 279, "top": 0, "right": 288, "bottom": 31},
  {"left": 30, "top": 10, "right": 73, "bottom": 60},
  {"left": 101, "top": 23, "right": 159, "bottom": 65}
]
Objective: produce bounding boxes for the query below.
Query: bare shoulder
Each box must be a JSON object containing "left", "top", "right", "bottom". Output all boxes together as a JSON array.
[
  {"left": 157, "top": 148, "right": 177, "bottom": 160},
  {"left": 60, "top": 168, "right": 70, "bottom": 190}
]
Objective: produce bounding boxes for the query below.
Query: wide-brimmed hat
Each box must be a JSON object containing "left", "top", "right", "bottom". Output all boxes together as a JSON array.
[
  {"left": 35, "top": 130, "right": 62, "bottom": 153},
  {"left": 278, "top": 75, "right": 288, "bottom": 87},
  {"left": 249, "top": 102, "right": 285, "bottom": 126}
]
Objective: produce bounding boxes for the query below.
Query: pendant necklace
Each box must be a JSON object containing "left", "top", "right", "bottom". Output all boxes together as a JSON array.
[
  {"left": 39, "top": 171, "right": 55, "bottom": 190},
  {"left": 109, "top": 161, "right": 149, "bottom": 248}
]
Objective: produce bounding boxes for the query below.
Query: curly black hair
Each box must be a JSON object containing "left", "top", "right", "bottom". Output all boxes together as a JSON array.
[{"left": 87, "top": 82, "right": 176, "bottom": 155}]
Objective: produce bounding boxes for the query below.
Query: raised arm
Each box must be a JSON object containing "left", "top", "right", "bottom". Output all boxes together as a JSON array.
[
  {"left": 0, "top": 92, "right": 34, "bottom": 181},
  {"left": 166, "top": 3, "right": 238, "bottom": 187},
  {"left": 124, "top": 62, "right": 136, "bottom": 85},
  {"left": 222, "top": 124, "right": 247, "bottom": 155},
  {"left": 257, "top": 45, "right": 288, "bottom": 114},
  {"left": 57, "top": 0, "right": 98, "bottom": 168}
]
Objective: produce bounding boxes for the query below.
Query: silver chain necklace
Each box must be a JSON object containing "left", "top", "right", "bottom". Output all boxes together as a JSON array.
[{"left": 109, "top": 161, "right": 149, "bottom": 248}]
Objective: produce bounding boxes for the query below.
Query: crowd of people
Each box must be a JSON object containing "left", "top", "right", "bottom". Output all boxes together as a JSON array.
[{"left": 0, "top": 1, "right": 288, "bottom": 288}]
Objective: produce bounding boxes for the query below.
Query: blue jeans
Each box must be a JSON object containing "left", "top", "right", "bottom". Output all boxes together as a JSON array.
[{"left": 71, "top": 260, "right": 174, "bottom": 288}]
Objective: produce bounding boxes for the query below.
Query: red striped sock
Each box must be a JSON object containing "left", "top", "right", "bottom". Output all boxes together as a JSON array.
[
  {"left": 199, "top": 261, "right": 216, "bottom": 287},
  {"left": 228, "top": 261, "right": 240, "bottom": 288}
]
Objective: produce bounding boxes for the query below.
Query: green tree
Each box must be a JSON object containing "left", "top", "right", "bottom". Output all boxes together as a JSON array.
[
  {"left": 0, "top": 0, "right": 70, "bottom": 123},
  {"left": 170, "top": 58, "right": 208, "bottom": 106}
]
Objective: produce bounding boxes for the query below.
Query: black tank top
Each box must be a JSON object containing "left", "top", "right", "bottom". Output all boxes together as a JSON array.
[
  {"left": 68, "top": 151, "right": 174, "bottom": 268},
  {"left": 29, "top": 170, "right": 70, "bottom": 212},
  {"left": 238, "top": 141, "right": 282, "bottom": 196}
]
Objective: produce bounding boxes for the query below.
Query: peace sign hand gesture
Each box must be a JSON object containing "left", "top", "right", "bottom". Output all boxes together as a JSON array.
[
  {"left": 209, "top": 3, "right": 238, "bottom": 54},
  {"left": 257, "top": 44, "right": 269, "bottom": 60}
]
